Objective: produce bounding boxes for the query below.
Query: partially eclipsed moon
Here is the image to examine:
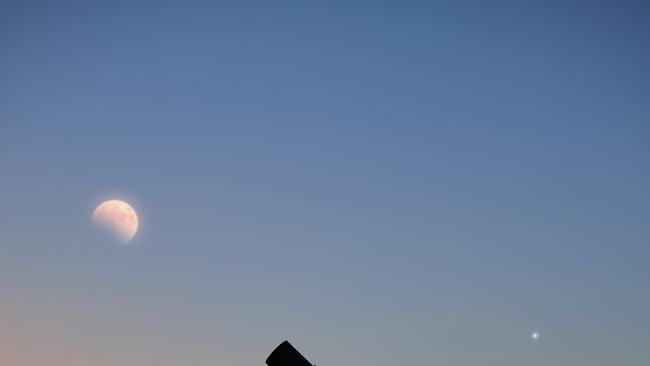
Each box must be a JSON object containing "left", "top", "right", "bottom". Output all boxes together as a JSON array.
[{"left": 92, "top": 199, "right": 139, "bottom": 244}]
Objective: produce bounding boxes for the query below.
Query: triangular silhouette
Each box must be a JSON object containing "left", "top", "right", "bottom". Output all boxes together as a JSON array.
[{"left": 266, "top": 341, "right": 313, "bottom": 366}]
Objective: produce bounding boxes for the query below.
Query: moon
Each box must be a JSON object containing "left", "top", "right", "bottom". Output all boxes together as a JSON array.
[{"left": 92, "top": 199, "right": 139, "bottom": 244}]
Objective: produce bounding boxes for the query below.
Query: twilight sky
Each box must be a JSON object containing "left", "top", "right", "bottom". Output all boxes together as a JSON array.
[{"left": 1, "top": 1, "right": 649, "bottom": 366}]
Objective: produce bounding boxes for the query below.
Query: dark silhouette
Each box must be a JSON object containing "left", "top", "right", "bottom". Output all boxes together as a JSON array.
[{"left": 266, "top": 341, "right": 314, "bottom": 366}]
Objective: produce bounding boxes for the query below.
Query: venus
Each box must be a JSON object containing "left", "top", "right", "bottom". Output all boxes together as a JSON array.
[{"left": 92, "top": 199, "right": 139, "bottom": 244}]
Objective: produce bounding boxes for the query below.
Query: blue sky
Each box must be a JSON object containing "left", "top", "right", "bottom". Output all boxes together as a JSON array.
[{"left": 1, "top": 1, "right": 649, "bottom": 365}]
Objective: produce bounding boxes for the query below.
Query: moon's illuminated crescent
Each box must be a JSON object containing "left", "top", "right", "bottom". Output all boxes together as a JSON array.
[{"left": 92, "top": 199, "right": 139, "bottom": 244}]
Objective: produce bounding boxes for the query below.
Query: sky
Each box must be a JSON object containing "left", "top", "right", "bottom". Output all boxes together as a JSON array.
[{"left": 1, "top": 1, "right": 649, "bottom": 365}]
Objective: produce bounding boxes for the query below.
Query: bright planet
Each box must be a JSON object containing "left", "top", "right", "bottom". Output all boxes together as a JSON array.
[{"left": 91, "top": 199, "right": 139, "bottom": 244}]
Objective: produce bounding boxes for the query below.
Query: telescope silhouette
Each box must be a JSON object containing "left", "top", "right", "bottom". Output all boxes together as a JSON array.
[{"left": 266, "top": 341, "right": 314, "bottom": 366}]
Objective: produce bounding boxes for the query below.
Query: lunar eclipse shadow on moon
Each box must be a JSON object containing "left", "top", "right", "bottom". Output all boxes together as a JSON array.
[{"left": 91, "top": 199, "right": 139, "bottom": 245}]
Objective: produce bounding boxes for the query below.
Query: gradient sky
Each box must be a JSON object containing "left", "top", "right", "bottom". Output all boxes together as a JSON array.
[{"left": 1, "top": 1, "right": 649, "bottom": 366}]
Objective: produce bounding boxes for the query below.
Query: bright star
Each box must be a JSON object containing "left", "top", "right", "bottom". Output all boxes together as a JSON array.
[{"left": 531, "top": 331, "right": 540, "bottom": 340}]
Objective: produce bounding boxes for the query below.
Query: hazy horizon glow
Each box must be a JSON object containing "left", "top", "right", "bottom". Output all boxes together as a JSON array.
[{"left": 1, "top": 1, "right": 649, "bottom": 366}]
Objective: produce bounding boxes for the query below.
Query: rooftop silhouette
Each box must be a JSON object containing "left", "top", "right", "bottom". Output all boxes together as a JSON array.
[{"left": 266, "top": 341, "right": 313, "bottom": 366}]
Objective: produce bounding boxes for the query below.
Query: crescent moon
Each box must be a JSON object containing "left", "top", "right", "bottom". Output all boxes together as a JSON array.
[{"left": 92, "top": 199, "right": 139, "bottom": 244}]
